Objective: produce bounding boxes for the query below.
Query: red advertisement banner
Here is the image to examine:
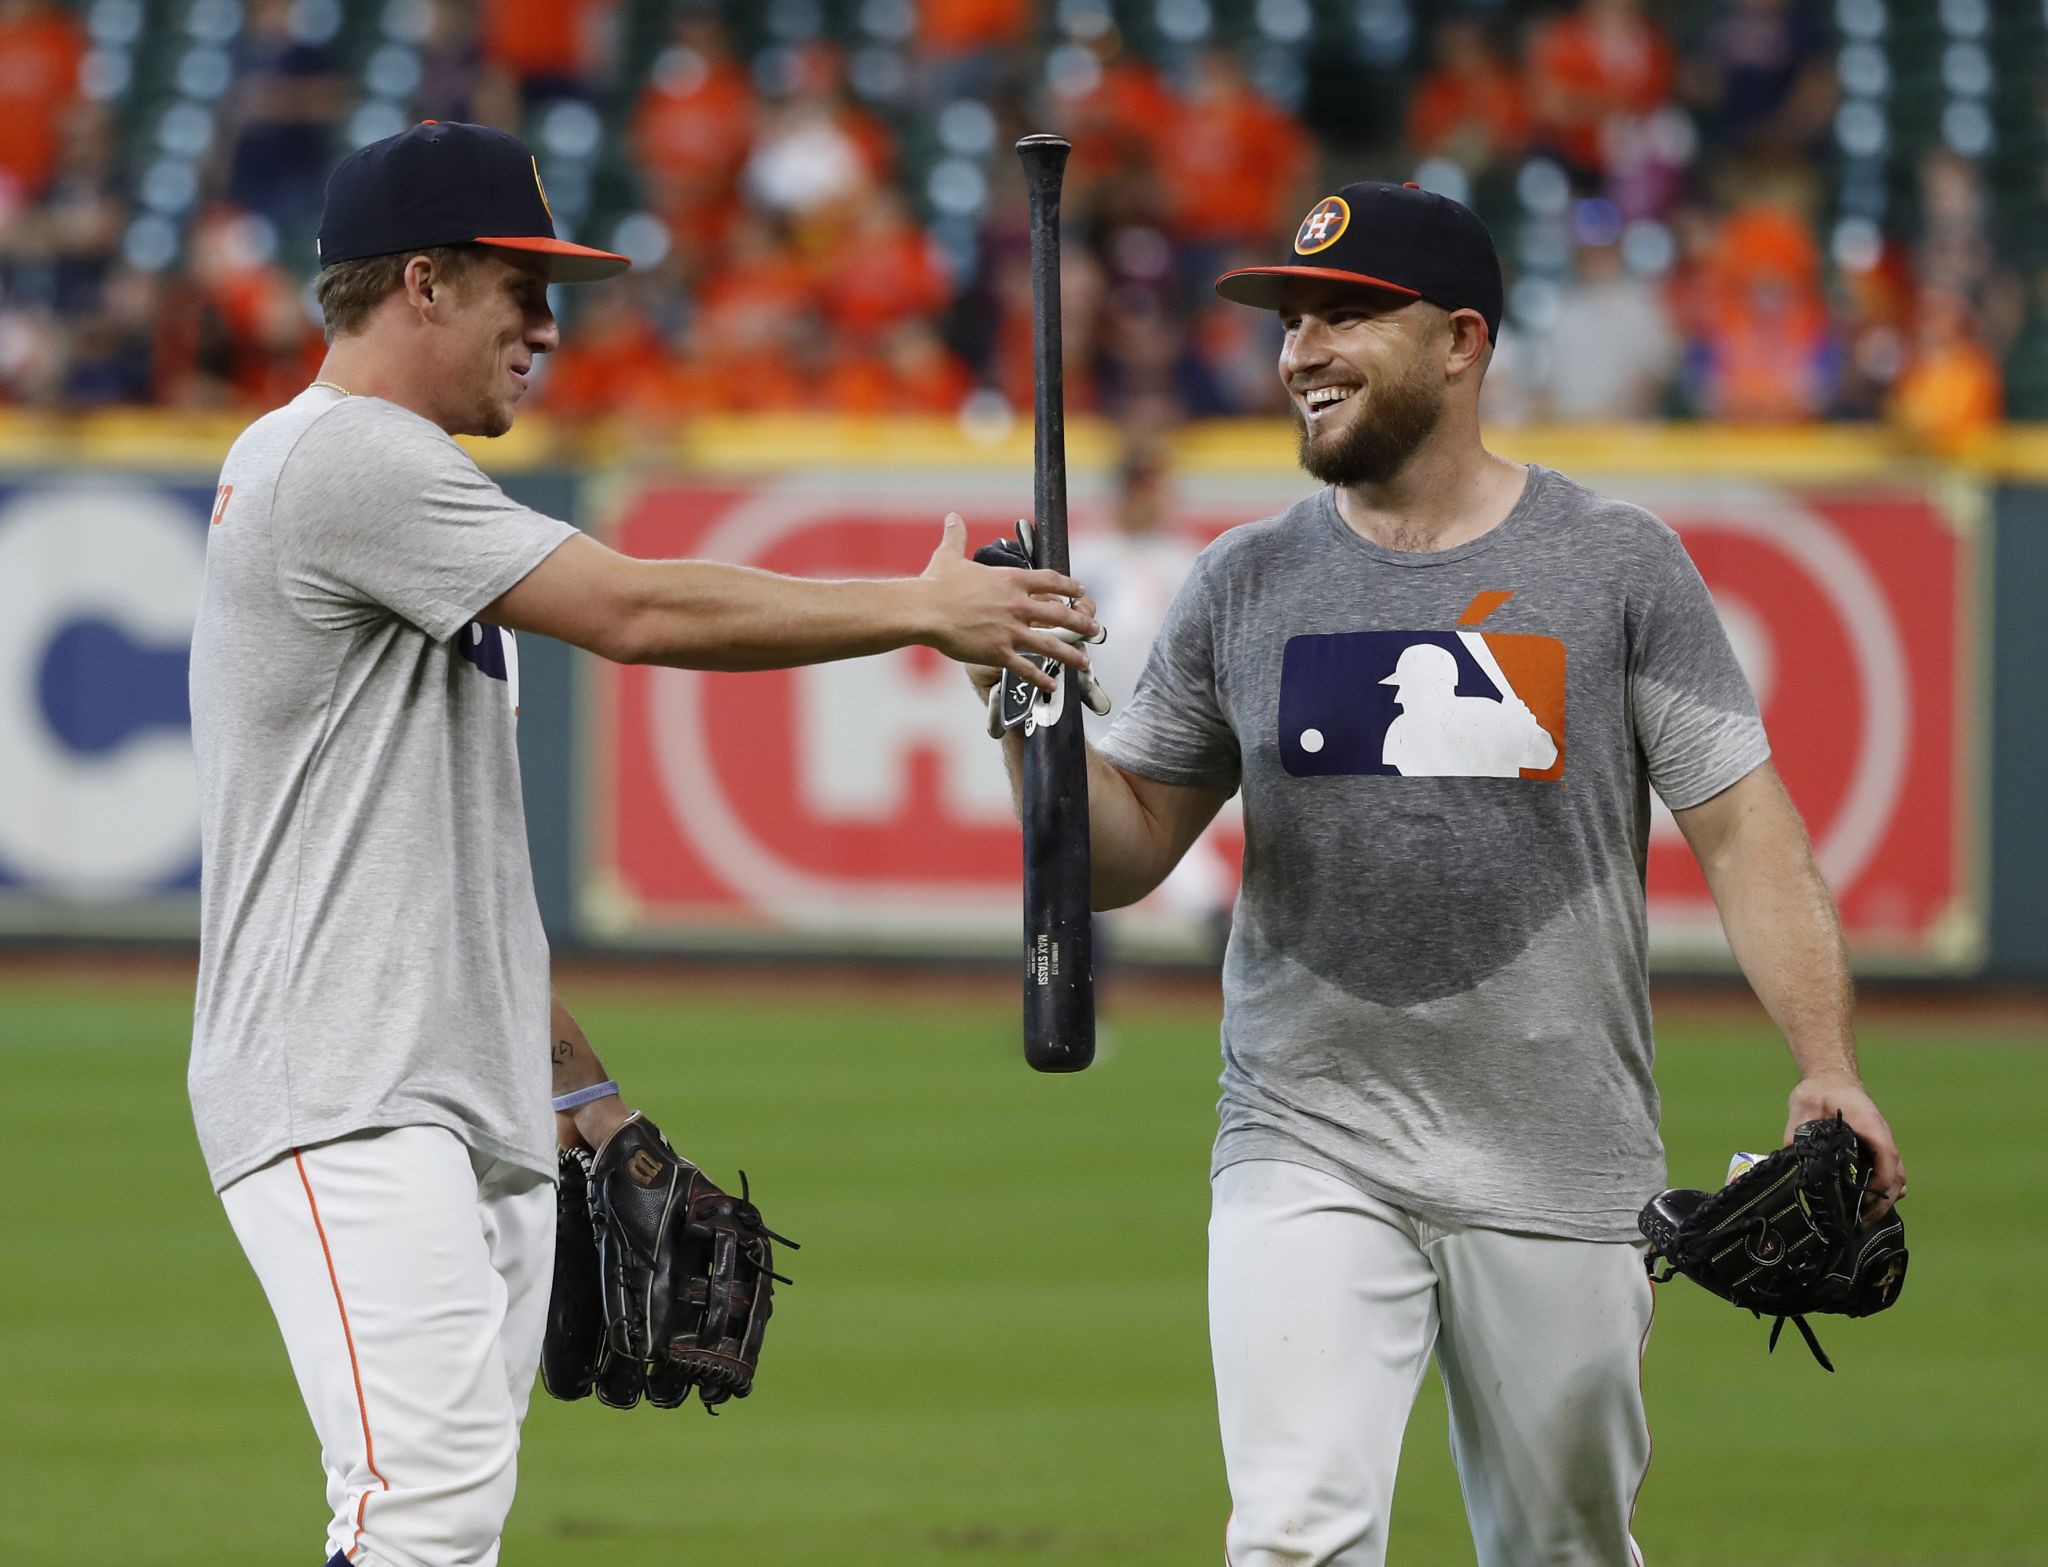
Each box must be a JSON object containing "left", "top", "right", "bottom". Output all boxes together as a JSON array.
[{"left": 591, "top": 472, "right": 1975, "bottom": 967}]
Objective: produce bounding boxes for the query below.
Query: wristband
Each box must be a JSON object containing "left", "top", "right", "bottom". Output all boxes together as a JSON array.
[{"left": 552, "top": 1079, "right": 620, "bottom": 1114}]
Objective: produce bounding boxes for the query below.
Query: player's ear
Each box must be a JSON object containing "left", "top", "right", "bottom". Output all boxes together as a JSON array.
[{"left": 1445, "top": 309, "right": 1490, "bottom": 378}]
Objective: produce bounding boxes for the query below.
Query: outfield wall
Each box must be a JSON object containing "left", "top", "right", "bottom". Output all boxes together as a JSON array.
[{"left": 1, "top": 414, "right": 2039, "bottom": 978}]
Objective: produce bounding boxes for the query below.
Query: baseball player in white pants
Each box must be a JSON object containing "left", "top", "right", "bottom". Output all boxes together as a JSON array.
[
  {"left": 189, "top": 121, "right": 1098, "bottom": 1566},
  {"left": 968, "top": 181, "right": 1905, "bottom": 1565}
]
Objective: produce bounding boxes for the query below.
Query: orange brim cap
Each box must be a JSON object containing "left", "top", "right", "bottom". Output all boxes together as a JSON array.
[{"left": 475, "top": 234, "right": 632, "bottom": 283}]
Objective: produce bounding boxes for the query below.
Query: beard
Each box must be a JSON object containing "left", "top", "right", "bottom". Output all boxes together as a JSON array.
[{"left": 1293, "top": 359, "right": 1444, "bottom": 487}]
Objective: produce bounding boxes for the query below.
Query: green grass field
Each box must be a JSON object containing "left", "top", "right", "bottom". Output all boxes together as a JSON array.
[{"left": 2, "top": 973, "right": 2041, "bottom": 1566}]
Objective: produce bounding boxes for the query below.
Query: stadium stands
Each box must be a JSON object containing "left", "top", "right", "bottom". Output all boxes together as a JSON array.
[{"left": 0, "top": 0, "right": 2041, "bottom": 435}]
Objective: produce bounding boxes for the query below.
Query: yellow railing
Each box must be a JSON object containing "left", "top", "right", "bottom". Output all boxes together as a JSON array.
[{"left": 6, "top": 409, "right": 2048, "bottom": 480}]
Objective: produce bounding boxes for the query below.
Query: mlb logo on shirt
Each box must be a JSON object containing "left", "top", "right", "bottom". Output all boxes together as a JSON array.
[{"left": 1278, "top": 597, "right": 1566, "bottom": 781}]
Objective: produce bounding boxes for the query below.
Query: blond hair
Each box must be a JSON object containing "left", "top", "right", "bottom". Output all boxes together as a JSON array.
[{"left": 315, "top": 245, "right": 484, "bottom": 339}]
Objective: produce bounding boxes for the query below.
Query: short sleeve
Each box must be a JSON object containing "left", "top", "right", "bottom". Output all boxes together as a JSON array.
[
  {"left": 1629, "top": 533, "right": 1772, "bottom": 810},
  {"left": 272, "top": 400, "right": 575, "bottom": 641},
  {"left": 1095, "top": 555, "right": 1242, "bottom": 791}
]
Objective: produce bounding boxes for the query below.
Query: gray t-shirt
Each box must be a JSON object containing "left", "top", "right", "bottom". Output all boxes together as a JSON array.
[
  {"left": 1097, "top": 465, "right": 1770, "bottom": 1240},
  {"left": 188, "top": 387, "right": 574, "bottom": 1191}
]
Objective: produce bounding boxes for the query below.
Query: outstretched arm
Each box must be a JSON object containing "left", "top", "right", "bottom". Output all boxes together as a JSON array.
[
  {"left": 1673, "top": 762, "right": 1906, "bottom": 1214},
  {"left": 486, "top": 515, "right": 1097, "bottom": 689}
]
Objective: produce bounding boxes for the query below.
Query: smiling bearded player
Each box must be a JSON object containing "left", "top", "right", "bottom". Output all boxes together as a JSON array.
[
  {"left": 188, "top": 120, "right": 1097, "bottom": 1567},
  {"left": 965, "top": 181, "right": 1907, "bottom": 1564}
]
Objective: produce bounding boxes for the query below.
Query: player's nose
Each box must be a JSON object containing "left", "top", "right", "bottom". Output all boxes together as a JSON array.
[{"left": 529, "top": 308, "right": 560, "bottom": 355}]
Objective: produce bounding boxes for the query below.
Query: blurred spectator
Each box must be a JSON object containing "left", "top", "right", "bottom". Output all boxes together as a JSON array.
[
  {"left": 1526, "top": 0, "right": 1676, "bottom": 185},
  {"left": 1680, "top": 201, "right": 1834, "bottom": 423},
  {"left": 413, "top": 0, "right": 520, "bottom": 128},
  {"left": 1053, "top": 51, "right": 1175, "bottom": 197},
  {"left": 223, "top": 0, "right": 347, "bottom": 240},
  {"left": 1830, "top": 231, "right": 1915, "bottom": 421},
  {"left": 1071, "top": 442, "right": 1235, "bottom": 947},
  {"left": 815, "top": 191, "right": 951, "bottom": 340},
  {"left": 1156, "top": 50, "right": 1313, "bottom": 257},
  {"left": 478, "top": 0, "right": 613, "bottom": 108},
  {"left": 821, "top": 320, "right": 972, "bottom": 415},
  {"left": 1914, "top": 150, "right": 2023, "bottom": 358},
  {"left": 919, "top": 0, "right": 1032, "bottom": 97},
  {"left": 157, "top": 208, "right": 323, "bottom": 410},
  {"left": 742, "top": 48, "right": 895, "bottom": 244},
  {"left": 60, "top": 265, "right": 159, "bottom": 407},
  {"left": 692, "top": 215, "right": 818, "bottom": 410},
  {"left": 0, "top": 0, "right": 85, "bottom": 206},
  {"left": 1890, "top": 290, "right": 2003, "bottom": 457},
  {"left": 1522, "top": 209, "right": 1679, "bottom": 421},
  {"left": 1405, "top": 17, "right": 1531, "bottom": 180},
  {"left": 540, "top": 280, "right": 701, "bottom": 425},
  {"left": 632, "top": 11, "right": 757, "bottom": 260},
  {"left": 0, "top": 105, "right": 126, "bottom": 316},
  {"left": 1680, "top": 0, "right": 1833, "bottom": 166}
]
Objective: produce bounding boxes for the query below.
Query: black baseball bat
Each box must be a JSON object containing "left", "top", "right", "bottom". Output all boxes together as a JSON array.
[{"left": 1015, "top": 132, "right": 1094, "bottom": 1073}]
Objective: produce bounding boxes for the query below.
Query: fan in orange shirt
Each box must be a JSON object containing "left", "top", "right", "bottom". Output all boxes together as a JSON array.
[
  {"left": 1156, "top": 50, "right": 1313, "bottom": 249},
  {"left": 1686, "top": 201, "right": 1835, "bottom": 424},
  {"left": 693, "top": 216, "right": 818, "bottom": 411},
  {"left": 1054, "top": 53, "right": 1176, "bottom": 191},
  {"left": 0, "top": 0, "right": 87, "bottom": 201},
  {"left": 540, "top": 282, "right": 706, "bottom": 425},
  {"left": 477, "top": 0, "right": 611, "bottom": 103},
  {"left": 919, "top": 0, "right": 1032, "bottom": 56},
  {"left": 815, "top": 193, "right": 952, "bottom": 339},
  {"left": 820, "top": 321, "right": 972, "bottom": 416},
  {"left": 632, "top": 12, "right": 757, "bottom": 256},
  {"left": 1526, "top": 0, "right": 1676, "bottom": 180},
  {"left": 1891, "top": 290, "right": 2003, "bottom": 457},
  {"left": 1406, "top": 17, "right": 1531, "bottom": 176}
]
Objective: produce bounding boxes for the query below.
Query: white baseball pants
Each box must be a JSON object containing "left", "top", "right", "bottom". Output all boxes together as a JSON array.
[
  {"left": 1210, "top": 1160, "right": 1655, "bottom": 1567},
  {"left": 220, "top": 1125, "right": 554, "bottom": 1567}
]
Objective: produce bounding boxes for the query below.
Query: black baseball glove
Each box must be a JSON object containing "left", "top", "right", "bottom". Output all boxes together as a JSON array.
[
  {"left": 542, "top": 1115, "right": 794, "bottom": 1411},
  {"left": 1639, "top": 1114, "right": 1907, "bottom": 1371}
]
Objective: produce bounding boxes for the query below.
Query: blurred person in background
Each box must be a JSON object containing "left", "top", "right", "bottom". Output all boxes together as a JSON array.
[
  {"left": 1070, "top": 440, "right": 1235, "bottom": 951},
  {"left": 631, "top": 8, "right": 757, "bottom": 261},
  {"left": 1404, "top": 15, "right": 1531, "bottom": 185},
  {"left": 1157, "top": 48, "right": 1314, "bottom": 278},
  {"left": 1525, "top": 0, "right": 1675, "bottom": 189},
  {"left": 1679, "top": 199, "right": 1836, "bottom": 423},
  {"left": 222, "top": 0, "right": 347, "bottom": 242},
  {"left": 0, "top": 105, "right": 126, "bottom": 317},
  {"left": 820, "top": 318, "right": 973, "bottom": 416},
  {"left": 1521, "top": 202, "right": 1679, "bottom": 422},
  {"left": 918, "top": 0, "right": 1033, "bottom": 98},
  {"left": 58, "top": 263, "right": 159, "bottom": 407},
  {"left": 0, "top": 0, "right": 86, "bottom": 209},
  {"left": 1890, "top": 288, "right": 2004, "bottom": 458},
  {"left": 743, "top": 46, "right": 896, "bottom": 249},
  {"left": 690, "top": 213, "right": 820, "bottom": 411},
  {"left": 157, "top": 207, "right": 324, "bottom": 410},
  {"left": 1679, "top": 0, "right": 1834, "bottom": 169},
  {"left": 478, "top": 0, "right": 614, "bottom": 110},
  {"left": 816, "top": 190, "right": 952, "bottom": 343},
  {"left": 411, "top": 0, "right": 520, "bottom": 129}
]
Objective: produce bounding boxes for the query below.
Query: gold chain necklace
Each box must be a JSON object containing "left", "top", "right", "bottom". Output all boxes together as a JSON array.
[{"left": 310, "top": 379, "right": 350, "bottom": 396}]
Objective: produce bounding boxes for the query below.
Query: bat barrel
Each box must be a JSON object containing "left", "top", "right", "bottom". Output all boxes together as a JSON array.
[{"left": 1015, "top": 131, "right": 1093, "bottom": 1074}]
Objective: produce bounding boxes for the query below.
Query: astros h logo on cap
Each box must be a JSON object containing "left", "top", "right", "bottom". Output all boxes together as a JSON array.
[
  {"left": 1295, "top": 197, "right": 1351, "bottom": 256},
  {"left": 1216, "top": 180, "right": 1504, "bottom": 345}
]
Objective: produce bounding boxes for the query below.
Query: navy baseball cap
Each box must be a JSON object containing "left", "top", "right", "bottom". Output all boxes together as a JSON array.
[
  {"left": 317, "top": 120, "right": 629, "bottom": 283},
  {"left": 1216, "top": 182, "right": 1502, "bottom": 343}
]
